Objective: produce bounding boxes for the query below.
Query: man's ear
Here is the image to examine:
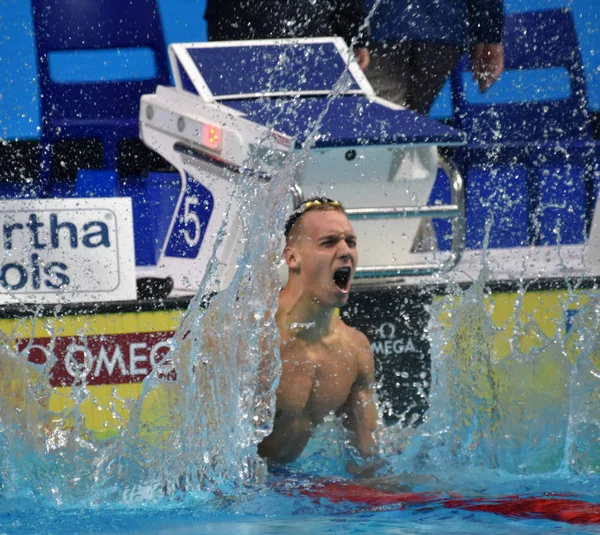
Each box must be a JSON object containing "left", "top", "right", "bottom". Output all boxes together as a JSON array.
[{"left": 284, "top": 245, "right": 301, "bottom": 274}]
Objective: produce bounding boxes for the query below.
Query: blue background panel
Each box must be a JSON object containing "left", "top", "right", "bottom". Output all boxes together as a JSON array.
[
  {"left": 118, "top": 173, "right": 180, "bottom": 266},
  {"left": 0, "top": 0, "right": 598, "bottom": 140},
  {"left": 536, "top": 163, "right": 588, "bottom": 245},
  {"left": 430, "top": 165, "right": 530, "bottom": 250},
  {"left": 48, "top": 48, "right": 158, "bottom": 84},
  {"left": 465, "top": 165, "right": 530, "bottom": 249}
]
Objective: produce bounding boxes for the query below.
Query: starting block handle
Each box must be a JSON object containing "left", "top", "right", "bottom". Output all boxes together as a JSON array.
[{"left": 351, "top": 156, "right": 465, "bottom": 278}]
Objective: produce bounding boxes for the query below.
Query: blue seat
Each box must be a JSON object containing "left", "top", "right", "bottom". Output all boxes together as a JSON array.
[
  {"left": 430, "top": 163, "right": 529, "bottom": 250},
  {"left": 76, "top": 169, "right": 118, "bottom": 198},
  {"left": 31, "top": 0, "right": 171, "bottom": 197},
  {"left": 448, "top": 8, "right": 598, "bottom": 247}
]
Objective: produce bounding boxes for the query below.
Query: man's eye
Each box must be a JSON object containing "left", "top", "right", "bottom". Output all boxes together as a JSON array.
[{"left": 347, "top": 240, "right": 357, "bottom": 248}]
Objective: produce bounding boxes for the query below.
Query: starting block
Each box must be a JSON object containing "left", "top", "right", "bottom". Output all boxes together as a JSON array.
[{"left": 139, "top": 38, "right": 466, "bottom": 294}]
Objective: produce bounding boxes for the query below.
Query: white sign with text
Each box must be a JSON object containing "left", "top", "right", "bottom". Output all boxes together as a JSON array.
[{"left": 0, "top": 198, "right": 136, "bottom": 304}]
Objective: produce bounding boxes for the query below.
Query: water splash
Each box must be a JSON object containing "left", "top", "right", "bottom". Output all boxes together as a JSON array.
[
  {"left": 119, "top": 154, "right": 296, "bottom": 499},
  {"left": 387, "top": 253, "right": 600, "bottom": 486},
  {"left": 0, "top": 40, "right": 371, "bottom": 503},
  {"left": 564, "top": 295, "right": 600, "bottom": 474},
  {"left": 0, "top": 154, "right": 294, "bottom": 505}
]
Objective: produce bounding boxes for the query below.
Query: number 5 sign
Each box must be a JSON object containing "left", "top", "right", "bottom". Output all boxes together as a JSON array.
[
  {"left": 158, "top": 170, "right": 243, "bottom": 295},
  {"left": 164, "top": 174, "right": 214, "bottom": 259}
]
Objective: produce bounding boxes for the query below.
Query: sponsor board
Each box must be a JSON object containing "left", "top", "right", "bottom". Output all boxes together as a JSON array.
[
  {"left": 17, "top": 331, "right": 176, "bottom": 387},
  {"left": 342, "top": 289, "right": 432, "bottom": 424},
  {"left": 371, "top": 322, "right": 418, "bottom": 357},
  {"left": 1, "top": 306, "right": 185, "bottom": 438},
  {"left": 1, "top": 285, "right": 595, "bottom": 441},
  {"left": 434, "top": 289, "right": 589, "bottom": 362},
  {"left": 0, "top": 198, "right": 136, "bottom": 304}
]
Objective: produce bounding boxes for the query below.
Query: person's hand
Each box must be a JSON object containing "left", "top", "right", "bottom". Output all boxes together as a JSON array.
[
  {"left": 346, "top": 455, "right": 388, "bottom": 479},
  {"left": 354, "top": 47, "right": 370, "bottom": 70},
  {"left": 471, "top": 43, "right": 504, "bottom": 93}
]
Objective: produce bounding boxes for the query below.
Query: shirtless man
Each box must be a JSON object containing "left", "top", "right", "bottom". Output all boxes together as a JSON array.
[{"left": 257, "top": 198, "right": 381, "bottom": 471}]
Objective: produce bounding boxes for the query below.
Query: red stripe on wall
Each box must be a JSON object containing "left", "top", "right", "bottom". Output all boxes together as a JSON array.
[{"left": 16, "top": 332, "right": 176, "bottom": 386}]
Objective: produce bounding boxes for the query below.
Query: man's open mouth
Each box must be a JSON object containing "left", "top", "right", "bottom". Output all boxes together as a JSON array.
[{"left": 333, "top": 267, "right": 352, "bottom": 292}]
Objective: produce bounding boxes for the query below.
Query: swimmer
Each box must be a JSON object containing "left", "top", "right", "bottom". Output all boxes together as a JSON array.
[{"left": 258, "top": 197, "right": 384, "bottom": 476}]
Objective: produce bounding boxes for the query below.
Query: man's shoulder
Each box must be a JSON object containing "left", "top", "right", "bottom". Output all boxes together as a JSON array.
[
  {"left": 338, "top": 320, "right": 372, "bottom": 355},
  {"left": 337, "top": 321, "right": 374, "bottom": 381}
]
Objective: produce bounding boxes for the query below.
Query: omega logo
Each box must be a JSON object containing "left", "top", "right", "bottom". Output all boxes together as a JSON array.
[
  {"left": 375, "top": 322, "right": 397, "bottom": 339},
  {"left": 371, "top": 321, "right": 416, "bottom": 356}
]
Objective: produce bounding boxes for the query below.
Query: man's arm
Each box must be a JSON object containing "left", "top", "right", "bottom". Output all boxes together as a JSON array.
[{"left": 342, "top": 330, "right": 381, "bottom": 465}]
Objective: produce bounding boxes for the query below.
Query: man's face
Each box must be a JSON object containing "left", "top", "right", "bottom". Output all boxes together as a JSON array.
[{"left": 286, "top": 209, "right": 358, "bottom": 308}]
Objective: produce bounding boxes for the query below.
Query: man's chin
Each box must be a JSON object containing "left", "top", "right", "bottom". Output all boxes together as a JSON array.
[
  {"left": 331, "top": 289, "right": 351, "bottom": 307},
  {"left": 313, "top": 290, "right": 350, "bottom": 309}
]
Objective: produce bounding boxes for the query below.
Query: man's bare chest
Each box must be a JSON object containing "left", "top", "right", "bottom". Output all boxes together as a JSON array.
[{"left": 279, "top": 341, "right": 358, "bottom": 421}]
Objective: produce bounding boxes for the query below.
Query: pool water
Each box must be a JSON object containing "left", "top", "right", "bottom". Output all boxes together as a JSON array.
[
  {"left": 2, "top": 247, "right": 600, "bottom": 535},
  {"left": 2, "top": 471, "right": 599, "bottom": 534}
]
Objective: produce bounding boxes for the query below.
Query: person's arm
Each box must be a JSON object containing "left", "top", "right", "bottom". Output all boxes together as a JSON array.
[
  {"left": 467, "top": 0, "right": 505, "bottom": 92},
  {"left": 342, "top": 331, "right": 386, "bottom": 476},
  {"left": 471, "top": 43, "right": 504, "bottom": 92},
  {"left": 343, "top": 360, "right": 378, "bottom": 458}
]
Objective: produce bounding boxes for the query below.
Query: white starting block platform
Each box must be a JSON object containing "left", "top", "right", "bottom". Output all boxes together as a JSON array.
[{"left": 139, "top": 38, "right": 467, "bottom": 294}]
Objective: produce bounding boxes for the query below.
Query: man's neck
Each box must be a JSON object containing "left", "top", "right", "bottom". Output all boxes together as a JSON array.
[{"left": 279, "top": 286, "right": 336, "bottom": 342}]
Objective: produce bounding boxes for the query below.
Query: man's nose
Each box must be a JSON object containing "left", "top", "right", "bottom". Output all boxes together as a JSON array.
[{"left": 337, "top": 241, "right": 352, "bottom": 259}]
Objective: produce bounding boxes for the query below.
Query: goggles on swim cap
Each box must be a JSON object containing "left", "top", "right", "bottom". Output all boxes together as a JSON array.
[{"left": 284, "top": 197, "right": 343, "bottom": 238}]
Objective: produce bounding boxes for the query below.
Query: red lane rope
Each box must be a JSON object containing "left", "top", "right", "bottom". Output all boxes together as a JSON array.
[
  {"left": 294, "top": 481, "right": 600, "bottom": 525},
  {"left": 444, "top": 495, "right": 600, "bottom": 525}
]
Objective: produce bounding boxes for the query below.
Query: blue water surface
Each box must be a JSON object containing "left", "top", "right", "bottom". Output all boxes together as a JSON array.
[{"left": 2, "top": 486, "right": 599, "bottom": 534}]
